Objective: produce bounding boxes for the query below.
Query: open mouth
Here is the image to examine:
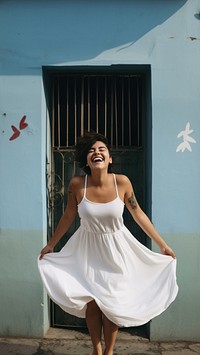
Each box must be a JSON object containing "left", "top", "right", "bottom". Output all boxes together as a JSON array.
[{"left": 92, "top": 157, "right": 104, "bottom": 163}]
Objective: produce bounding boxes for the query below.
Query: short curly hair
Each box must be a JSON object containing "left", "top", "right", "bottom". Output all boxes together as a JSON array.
[{"left": 75, "top": 131, "right": 112, "bottom": 175}]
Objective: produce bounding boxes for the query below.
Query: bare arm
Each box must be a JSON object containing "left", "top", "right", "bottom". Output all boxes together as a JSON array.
[
  {"left": 123, "top": 176, "right": 176, "bottom": 259},
  {"left": 39, "top": 179, "right": 78, "bottom": 259}
]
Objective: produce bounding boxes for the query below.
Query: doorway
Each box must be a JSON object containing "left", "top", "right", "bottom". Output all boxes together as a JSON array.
[{"left": 43, "top": 65, "right": 152, "bottom": 337}]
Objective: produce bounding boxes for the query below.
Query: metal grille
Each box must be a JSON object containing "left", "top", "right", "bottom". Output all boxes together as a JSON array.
[
  {"left": 51, "top": 74, "right": 143, "bottom": 149},
  {"left": 47, "top": 71, "right": 144, "bottom": 235}
]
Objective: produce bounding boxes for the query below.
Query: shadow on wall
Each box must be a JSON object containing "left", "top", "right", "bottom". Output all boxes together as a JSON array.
[{"left": 0, "top": 0, "right": 187, "bottom": 74}]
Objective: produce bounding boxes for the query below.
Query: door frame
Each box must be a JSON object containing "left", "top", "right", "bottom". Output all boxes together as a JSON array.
[{"left": 43, "top": 64, "right": 152, "bottom": 338}]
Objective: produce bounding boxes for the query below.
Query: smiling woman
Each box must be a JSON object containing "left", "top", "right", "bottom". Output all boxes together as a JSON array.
[
  {"left": 75, "top": 131, "right": 113, "bottom": 175},
  {"left": 38, "top": 131, "right": 178, "bottom": 355},
  {"left": 87, "top": 142, "right": 112, "bottom": 171}
]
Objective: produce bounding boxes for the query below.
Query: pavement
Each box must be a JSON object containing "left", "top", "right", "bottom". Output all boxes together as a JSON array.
[{"left": 0, "top": 328, "right": 200, "bottom": 355}]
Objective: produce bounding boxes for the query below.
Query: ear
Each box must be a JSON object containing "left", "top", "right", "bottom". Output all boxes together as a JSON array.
[{"left": 109, "top": 156, "right": 112, "bottom": 164}]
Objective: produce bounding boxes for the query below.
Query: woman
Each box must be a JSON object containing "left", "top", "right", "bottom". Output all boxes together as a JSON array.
[{"left": 38, "top": 131, "right": 178, "bottom": 355}]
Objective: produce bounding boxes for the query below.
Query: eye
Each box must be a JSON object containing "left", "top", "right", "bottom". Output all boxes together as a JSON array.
[
  {"left": 99, "top": 147, "right": 107, "bottom": 151},
  {"left": 88, "top": 148, "right": 94, "bottom": 154}
]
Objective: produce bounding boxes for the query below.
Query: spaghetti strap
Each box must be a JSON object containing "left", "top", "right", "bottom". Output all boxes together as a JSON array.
[
  {"left": 83, "top": 175, "right": 87, "bottom": 198},
  {"left": 113, "top": 174, "right": 119, "bottom": 197}
]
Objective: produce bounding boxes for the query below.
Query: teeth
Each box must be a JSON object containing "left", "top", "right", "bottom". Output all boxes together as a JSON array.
[{"left": 93, "top": 157, "right": 103, "bottom": 162}]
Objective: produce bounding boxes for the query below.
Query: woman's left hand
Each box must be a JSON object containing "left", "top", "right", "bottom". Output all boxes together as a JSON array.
[{"left": 160, "top": 245, "right": 176, "bottom": 259}]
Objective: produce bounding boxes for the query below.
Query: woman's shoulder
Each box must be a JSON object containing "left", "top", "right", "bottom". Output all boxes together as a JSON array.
[
  {"left": 115, "top": 173, "right": 131, "bottom": 185},
  {"left": 68, "top": 175, "right": 85, "bottom": 190}
]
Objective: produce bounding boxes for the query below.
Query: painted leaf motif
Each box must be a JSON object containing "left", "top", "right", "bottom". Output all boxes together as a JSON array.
[
  {"left": 177, "top": 130, "right": 184, "bottom": 138},
  {"left": 185, "top": 122, "right": 193, "bottom": 135},
  {"left": 19, "top": 115, "right": 28, "bottom": 130},
  {"left": 176, "top": 142, "right": 185, "bottom": 152},
  {"left": 176, "top": 122, "right": 196, "bottom": 153},
  {"left": 9, "top": 126, "right": 20, "bottom": 141},
  {"left": 185, "top": 135, "right": 196, "bottom": 143},
  {"left": 185, "top": 140, "right": 192, "bottom": 152}
]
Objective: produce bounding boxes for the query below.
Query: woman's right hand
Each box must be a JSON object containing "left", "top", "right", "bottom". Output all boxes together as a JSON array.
[{"left": 39, "top": 244, "right": 54, "bottom": 260}]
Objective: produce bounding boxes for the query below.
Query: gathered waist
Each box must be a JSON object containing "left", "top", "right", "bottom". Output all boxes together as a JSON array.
[{"left": 79, "top": 224, "right": 125, "bottom": 236}]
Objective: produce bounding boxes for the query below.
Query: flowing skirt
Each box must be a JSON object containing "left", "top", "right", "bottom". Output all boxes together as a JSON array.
[{"left": 38, "top": 225, "right": 178, "bottom": 327}]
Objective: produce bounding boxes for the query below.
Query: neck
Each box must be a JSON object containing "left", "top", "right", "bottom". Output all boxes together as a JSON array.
[{"left": 90, "top": 170, "right": 109, "bottom": 186}]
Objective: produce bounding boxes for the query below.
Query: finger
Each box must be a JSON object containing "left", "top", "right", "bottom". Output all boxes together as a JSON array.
[
  {"left": 169, "top": 250, "right": 176, "bottom": 259},
  {"left": 39, "top": 250, "right": 45, "bottom": 260},
  {"left": 167, "top": 250, "right": 176, "bottom": 259},
  {"left": 39, "top": 253, "right": 43, "bottom": 260}
]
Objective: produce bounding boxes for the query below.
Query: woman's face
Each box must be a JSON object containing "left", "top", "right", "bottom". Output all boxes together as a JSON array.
[{"left": 86, "top": 141, "right": 112, "bottom": 172}]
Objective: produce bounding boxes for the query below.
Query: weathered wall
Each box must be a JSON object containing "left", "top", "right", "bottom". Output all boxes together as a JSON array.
[
  {"left": 0, "top": 0, "right": 199, "bottom": 340},
  {"left": 0, "top": 74, "right": 49, "bottom": 336}
]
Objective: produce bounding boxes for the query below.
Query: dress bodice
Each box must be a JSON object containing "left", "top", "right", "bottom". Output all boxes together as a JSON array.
[{"left": 78, "top": 174, "right": 125, "bottom": 234}]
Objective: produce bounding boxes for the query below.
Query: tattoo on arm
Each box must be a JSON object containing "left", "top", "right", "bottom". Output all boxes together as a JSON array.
[{"left": 128, "top": 192, "right": 138, "bottom": 209}]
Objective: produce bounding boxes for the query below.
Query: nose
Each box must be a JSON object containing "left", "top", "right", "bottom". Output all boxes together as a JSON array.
[{"left": 93, "top": 149, "right": 101, "bottom": 155}]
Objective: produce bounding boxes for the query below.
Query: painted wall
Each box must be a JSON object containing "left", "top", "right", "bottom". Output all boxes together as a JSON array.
[{"left": 0, "top": 0, "right": 200, "bottom": 340}]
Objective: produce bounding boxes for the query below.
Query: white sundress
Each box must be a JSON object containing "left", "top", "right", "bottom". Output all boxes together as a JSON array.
[{"left": 38, "top": 174, "right": 178, "bottom": 327}]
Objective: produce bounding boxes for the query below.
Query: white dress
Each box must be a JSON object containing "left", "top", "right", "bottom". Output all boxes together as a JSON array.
[{"left": 38, "top": 174, "right": 178, "bottom": 327}]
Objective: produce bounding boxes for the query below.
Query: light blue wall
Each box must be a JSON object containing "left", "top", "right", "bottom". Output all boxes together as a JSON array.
[
  {"left": 0, "top": 0, "right": 199, "bottom": 340},
  {"left": 0, "top": 74, "right": 49, "bottom": 336}
]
